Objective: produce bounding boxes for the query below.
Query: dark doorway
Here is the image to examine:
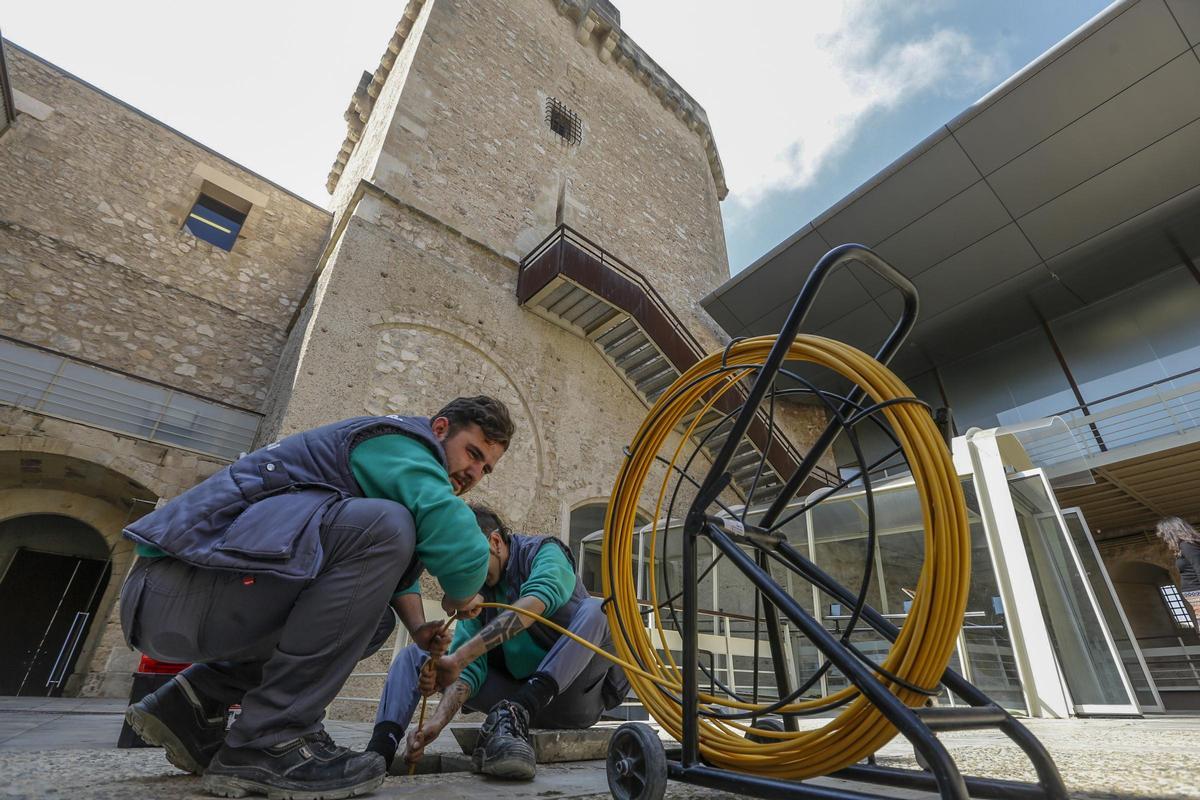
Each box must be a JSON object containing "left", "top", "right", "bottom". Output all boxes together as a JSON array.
[{"left": 0, "top": 547, "right": 111, "bottom": 696}]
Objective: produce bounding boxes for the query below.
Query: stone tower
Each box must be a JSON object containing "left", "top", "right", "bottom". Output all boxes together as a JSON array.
[{"left": 261, "top": 0, "right": 786, "bottom": 542}]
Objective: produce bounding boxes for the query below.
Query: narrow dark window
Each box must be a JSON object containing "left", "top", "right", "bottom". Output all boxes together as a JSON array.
[
  {"left": 185, "top": 193, "right": 248, "bottom": 251},
  {"left": 545, "top": 97, "right": 582, "bottom": 145}
]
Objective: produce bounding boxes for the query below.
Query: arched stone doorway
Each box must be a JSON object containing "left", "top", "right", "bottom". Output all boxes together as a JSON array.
[
  {"left": 0, "top": 514, "right": 111, "bottom": 696},
  {"left": 0, "top": 449, "right": 158, "bottom": 697}
]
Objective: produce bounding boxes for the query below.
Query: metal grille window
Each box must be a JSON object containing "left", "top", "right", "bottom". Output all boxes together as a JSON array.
[
  {"left": 1160, "top": 584, "right": 1196, "bottom": 630},
  {"left": 545, "top": 97, "right": 582, "bottom": 145}
]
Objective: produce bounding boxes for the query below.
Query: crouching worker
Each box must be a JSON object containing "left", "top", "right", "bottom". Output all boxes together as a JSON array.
[
  {"left": 119, "top": 396, "right": 514, "bottom": 800},
  {"left": 367, "top": 505, "right": 630, "bottom": 780}
]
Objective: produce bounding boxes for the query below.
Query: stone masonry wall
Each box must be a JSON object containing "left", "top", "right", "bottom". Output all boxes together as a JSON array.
[
  {"left": 335, "top": 0, "right": 732, "bottom": 350},
  {"left": 0, "top": 45, "right": 330, "bottom": 409},
  {"left": 269, "top": 198, "right": 677, "bottom": 535}
]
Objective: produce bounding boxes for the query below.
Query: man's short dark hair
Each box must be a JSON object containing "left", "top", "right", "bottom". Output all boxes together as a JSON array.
[
  {"left": 435, "top": 395, "right": 515, "bottom": 447},
  {"left": 470, "top": 503, "right": 510, "bottom": 544}
]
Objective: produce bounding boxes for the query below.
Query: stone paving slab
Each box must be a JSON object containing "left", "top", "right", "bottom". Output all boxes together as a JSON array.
[
  {"left": 450, "top": 724, "right": 618, "bottom": 762},
  {"left": 0, "top": 699, "right": 1197, "bottom": 799}
]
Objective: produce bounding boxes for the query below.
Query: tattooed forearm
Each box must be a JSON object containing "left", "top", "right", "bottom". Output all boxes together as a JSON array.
[{"left": 478, "top": 611, "right": 525, "bottom": 651}]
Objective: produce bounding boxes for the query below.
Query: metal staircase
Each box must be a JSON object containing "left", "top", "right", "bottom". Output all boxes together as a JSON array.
[{"left": 517, "top": 225, "right": 836, "bottom": 502}]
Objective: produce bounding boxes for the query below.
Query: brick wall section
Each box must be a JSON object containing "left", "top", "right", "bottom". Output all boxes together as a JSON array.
[{"left": 0, "top": 44, "right": 331, "bottom": 409}]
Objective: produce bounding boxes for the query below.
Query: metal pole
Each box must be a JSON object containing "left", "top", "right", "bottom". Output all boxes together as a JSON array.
[{"left": 706, "top": 525, "right": 969, "bottom": 799}]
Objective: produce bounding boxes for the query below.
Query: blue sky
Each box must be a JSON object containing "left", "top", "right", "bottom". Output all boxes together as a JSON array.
[{"left": 4, "top": 1, "right": 1112, "bottom": 276}]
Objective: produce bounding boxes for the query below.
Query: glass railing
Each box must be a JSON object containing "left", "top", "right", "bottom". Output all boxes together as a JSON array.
[
  {"left": 1017, "top": 372, "right": 1200, "bottom": 473},
  {"left": 0, "top": 337, "right": 260, "bottom": 461}
]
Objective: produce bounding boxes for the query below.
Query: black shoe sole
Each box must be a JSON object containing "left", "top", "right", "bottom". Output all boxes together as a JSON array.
[
  {"left": 200, "top": 772, "right": 385, "bottom": 800},
  {"left": 473, "top": 746, "right": 536, "bottom": 781},
  {"left": 126, "top": 703, "right": 205, "bottom": 775}
]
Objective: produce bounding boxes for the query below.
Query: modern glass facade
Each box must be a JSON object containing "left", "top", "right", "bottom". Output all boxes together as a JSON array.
[{"left": 577, "top": 430, "right": 1146, "bottom": 718}]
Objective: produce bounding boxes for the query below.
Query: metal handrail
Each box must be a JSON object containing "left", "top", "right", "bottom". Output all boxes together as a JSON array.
[
  {"left": 1049, "top": 365, "right": 1200, "bottom": 418},
  {"left": 520, "top": 225, "right": 842, "bottom": 488}
]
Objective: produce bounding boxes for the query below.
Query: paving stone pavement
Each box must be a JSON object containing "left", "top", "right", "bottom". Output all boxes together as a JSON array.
[{"left": 1, "top": 698, "right": 1197, "bottom": 799}]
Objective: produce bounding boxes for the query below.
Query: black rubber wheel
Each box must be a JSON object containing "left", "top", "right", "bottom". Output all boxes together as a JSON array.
[
  {"left": 745, "top": 717, "right": 785, "bottom": 744},
  {"left": 606, "top": 722, "right": 667, "bottom": 800}
]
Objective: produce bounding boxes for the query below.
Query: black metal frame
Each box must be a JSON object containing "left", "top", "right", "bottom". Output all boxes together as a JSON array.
[{"left": 659, "top": 244, "right": 1068, "bottom": 799}]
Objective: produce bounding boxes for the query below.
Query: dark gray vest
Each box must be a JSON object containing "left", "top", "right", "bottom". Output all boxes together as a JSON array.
[
  {"left": 482, "top": 533, "right": 590, "bottom": 652},
  {"left": 123, "top": 415, "right": 445, "bottom": 579}
]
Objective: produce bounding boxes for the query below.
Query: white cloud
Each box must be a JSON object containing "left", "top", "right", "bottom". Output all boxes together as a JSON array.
[{"left": 621, "top": 2, "right": 1004, "bottom": 206}]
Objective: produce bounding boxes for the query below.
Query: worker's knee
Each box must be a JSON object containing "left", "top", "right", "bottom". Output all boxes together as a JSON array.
[
  {"left": 573, "top": 597, "right": 608, "bottom": 636},
  {"left": 331, "top": 498, "right": 415, "bottom": 555},
  {"left": 362, "top": 610, "right": 397, "bottom": 658},
  {"left": 387, "top": 643, "right": 427, "bottom": 686}
]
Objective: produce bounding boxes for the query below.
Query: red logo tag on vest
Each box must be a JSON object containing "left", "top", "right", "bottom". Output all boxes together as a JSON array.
[{"left": 242, "top": 575, "right": 255, "bottom": 586}]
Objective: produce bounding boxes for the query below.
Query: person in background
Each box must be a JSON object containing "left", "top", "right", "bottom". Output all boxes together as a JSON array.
[{"left": 1156, "top": 516, "right": 1200, "bottom": 624}]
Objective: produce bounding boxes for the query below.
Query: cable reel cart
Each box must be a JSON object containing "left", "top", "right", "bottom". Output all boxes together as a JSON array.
[{"left": 600, "top": 244, "right": 1068, "bottom": 800}]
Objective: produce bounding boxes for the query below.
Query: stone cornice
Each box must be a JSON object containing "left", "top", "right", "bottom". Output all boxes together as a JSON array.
[{"left": 326, "top": 0, "right": 728, "bottom": 200}]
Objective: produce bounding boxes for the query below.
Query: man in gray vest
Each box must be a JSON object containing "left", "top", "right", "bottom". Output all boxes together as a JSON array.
[
  {"left": 119, "top": 396, "right": 514, "bottom": 799},
  {"left": 366, "top": 505, "right": 629, "bottom": 780}
]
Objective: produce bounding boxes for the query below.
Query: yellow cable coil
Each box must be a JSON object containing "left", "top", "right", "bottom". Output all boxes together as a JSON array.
[
  {"left": 601, "top": 335, "right": 970, "bottom": 778},
  {"left": 477, "top": 334, "right": 969, "bottom": 779}
]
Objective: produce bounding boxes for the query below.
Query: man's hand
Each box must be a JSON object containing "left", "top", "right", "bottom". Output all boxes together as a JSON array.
[
  {"left": 403, "top": 716, "right": 446, "bottom": 765},
  {"left": 441, "top": 593, "right": 484, "bottom": 619},
  {"left": 433, "top": 653, "right": 465, "bottom": 691},
  {"left": 404, "top": 680, "right": 471, "bottom": 765},
  {"left": 410, "top": 620, "right": 452, "bottom": 654}
]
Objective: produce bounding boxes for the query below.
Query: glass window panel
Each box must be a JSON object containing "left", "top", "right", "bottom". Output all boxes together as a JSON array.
[
  {"left": 1009, "top": 475, "right": 1133, "bottom": 708},
  {"left": 40, "top": 362, "right": 167, "bottom": 437},
  {"left": 1061, "top": 511, "right": 1159, "bottom": 707},
  {"left": 957, "top": 478, "right": 1026, "bottom": 711},
  {"left": 157, "top": 393, "right": 257, "bottom": 459},
  {"left": 185, "top": 194, "right": 245, "bottom": 251},
  {"left": 0, "top": 339, "right": 61, "bottom": 407}
]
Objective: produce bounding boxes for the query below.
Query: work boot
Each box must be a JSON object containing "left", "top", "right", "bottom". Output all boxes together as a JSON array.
[
  {"left": 201, "top": 731, "right": 386, "bottom": 799},
  {"left": 125, "top": 674, "right": 227, "bottom": 774},
  {"left": 473, "top": 699, "right": 536, "bottom": 780}
]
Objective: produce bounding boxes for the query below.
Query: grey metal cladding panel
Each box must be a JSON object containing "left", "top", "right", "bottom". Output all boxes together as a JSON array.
[
  {"left": 705, "top": 297, "right": 744, "bottom": 338},
  {"left": 953, "top": 0, "right": 1190, "bottom": 176},
  {"left": 1166, "top": 0, "right": 1200, "bottom": 44},
  {"left": 715, "top": 230, "right": 832, "bottom": 326},
  {"left": 915, "top": 269, "right": 1047, "bottom": 364},
  {"left": 1017, "top": 117, "right": 1200, "bottom": 257},
  {"left": 814, "top": 135, "right": 979, "bottom": 248},
  {"left": 911, "top": 225, "right": 1042, "bottom": 314},
  {"left": 988, "top": 52, "right": 1200, "bottom": 218},
  {"left": 814, "top": 302, "right": 897, "bottom": 357},
  {"left": 1046, "top": 195, "right": 1200, "bottom": 303},
  {"left": 873, "top": 180, "right": 1011, "bottom": 278}
]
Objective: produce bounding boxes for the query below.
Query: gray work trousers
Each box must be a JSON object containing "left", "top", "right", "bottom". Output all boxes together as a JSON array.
[
  {"left": 120, "top": 497, "right": 414, "bottom": 749},
  {"left": 376, "top": 597, "right": 626, "bottom": 731}
]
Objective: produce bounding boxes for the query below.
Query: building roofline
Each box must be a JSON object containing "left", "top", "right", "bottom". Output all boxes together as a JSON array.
[
  {"left": 709, "top": 0, "right": 1133, "bottom": 299},
  {"left": 2, "top": 39, "right": 330, "bottom": 215},
  {"left": 327, "top": 0, "right": 729, "bottom": 199},
  {"left": 0, "top": 31, "right": 17, "bottom": 131}
]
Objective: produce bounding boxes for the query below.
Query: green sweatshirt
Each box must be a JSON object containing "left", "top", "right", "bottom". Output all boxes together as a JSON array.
[
  {"left": 450, "top": 543, "right": 576, "bottom": 697},
  {"left": 349, "top": 433, "right": 488, "bottom": 601}
]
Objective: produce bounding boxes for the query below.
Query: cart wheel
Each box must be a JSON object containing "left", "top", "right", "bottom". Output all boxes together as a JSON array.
[
  {"left": 745, "top": 717, "right": 785, "bottom": 744},
  {"left": 606, "top": 722, "right": 667, "bottom": 800}
]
